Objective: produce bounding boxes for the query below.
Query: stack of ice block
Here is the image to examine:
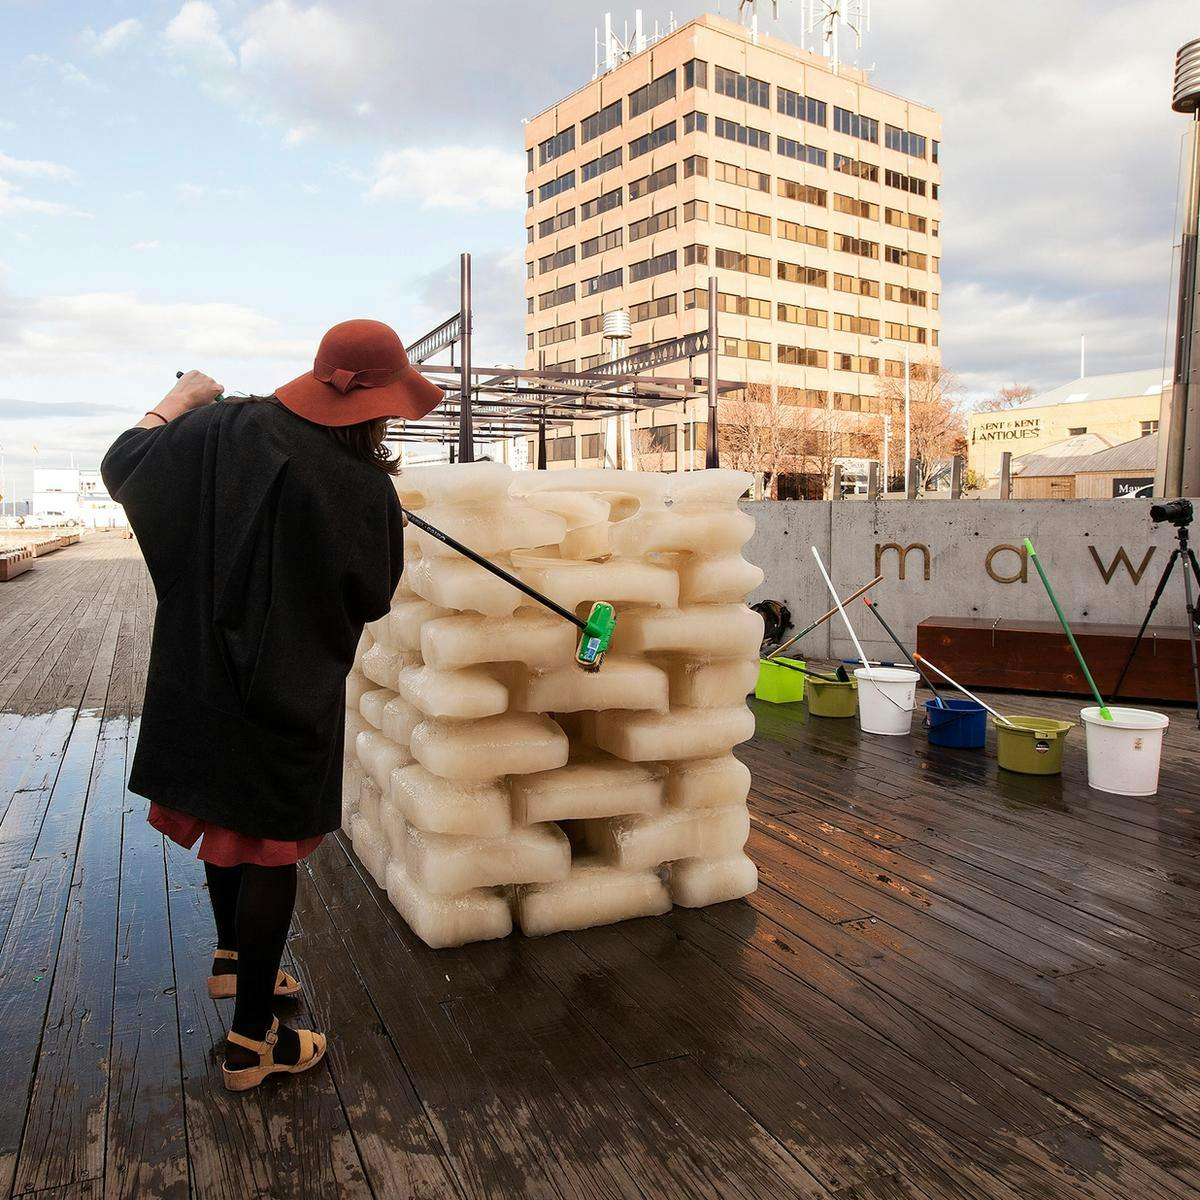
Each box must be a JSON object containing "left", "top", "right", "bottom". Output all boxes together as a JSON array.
[{"left": 341, "top": 463, "right": 764, "bottom": 948}]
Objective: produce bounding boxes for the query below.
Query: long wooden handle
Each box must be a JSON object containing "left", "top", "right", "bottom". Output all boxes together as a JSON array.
[{"left": 767, "top": 574, "right": 883, "bottom": 659}]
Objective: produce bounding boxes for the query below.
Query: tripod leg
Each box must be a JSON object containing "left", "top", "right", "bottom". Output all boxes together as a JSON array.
[
  {"left": 1181, "top": 551, "right": 1200, "bottom": 727},
  {"left": 1112, "top": 550, "right": 1179, "bottom": 700}
]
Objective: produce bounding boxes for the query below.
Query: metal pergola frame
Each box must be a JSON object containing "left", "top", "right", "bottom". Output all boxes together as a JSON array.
[{"left": 388, "top": 256, "right": 733, "bottom": 467}]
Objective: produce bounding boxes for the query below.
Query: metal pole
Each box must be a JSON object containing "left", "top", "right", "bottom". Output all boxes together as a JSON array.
[
  {"left": 903, "top": 343, "right": 911, "bottom": 496},
  {"left": 999, "top": 451, "right": 1012, "bottom": 500},
  {"left": 537, "top": 411, "right": 548, "bottom": 469},
  {"left": 950, "top": 454, "right": 964, "bottom": 499},
  {"left": 882, "top": 412, "right": 890, "bottom": 494},
  {"left": 457, "top": 252, "right": 474, "bottom": 463},
  {"left": 706, "top": 275, "right": 720, "bottom": 468}
]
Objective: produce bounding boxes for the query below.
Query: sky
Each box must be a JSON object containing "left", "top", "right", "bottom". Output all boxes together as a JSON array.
[{"left": 0, "top": 0, "right": 1195, "bottom": 500}]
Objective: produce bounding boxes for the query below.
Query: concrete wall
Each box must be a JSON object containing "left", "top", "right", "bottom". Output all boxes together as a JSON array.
[{"left": 742, "top": 498, "right": 1194, "bottom": 663}]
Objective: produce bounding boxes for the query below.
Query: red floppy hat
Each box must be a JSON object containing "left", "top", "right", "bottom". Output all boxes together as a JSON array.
[{"left": 275, "top": 319, "right": 444, "bottom": 427}]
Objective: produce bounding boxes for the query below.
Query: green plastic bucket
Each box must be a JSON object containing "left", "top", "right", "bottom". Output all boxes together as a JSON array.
[
  {"left": 807, "top": 677, "right": 858, "bottom": 719},
  {"left": 994, "top": 714, "right": 1075, "bottom": 775},
  {"left": 755, "top": 657, "right": 806, "bottom": 704}
]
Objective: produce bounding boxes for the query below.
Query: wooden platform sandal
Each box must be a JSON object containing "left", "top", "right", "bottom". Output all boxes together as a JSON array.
[
  {"left": 222, "top": 1016, "right": 326, "bottom": 1092},
  {"left": 206, "top": 949, "right": 302, "bottom": 1000}
]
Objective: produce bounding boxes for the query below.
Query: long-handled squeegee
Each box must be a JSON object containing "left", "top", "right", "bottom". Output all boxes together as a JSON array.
[{"left": 402, "top": 509, "right": 615, "bottom": 672}]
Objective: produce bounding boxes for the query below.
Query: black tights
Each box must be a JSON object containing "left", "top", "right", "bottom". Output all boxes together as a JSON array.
[{"left": 204, "top": 861, "right": 297, "bottom": 1041}]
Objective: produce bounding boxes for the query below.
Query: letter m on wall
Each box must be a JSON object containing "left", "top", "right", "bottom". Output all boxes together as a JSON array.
[
  {"left": 1088, "top": 545, "right": 1156, "bottom": 585},
  {"left": 875, "top": 542, "right": 931, "bottom": 581}
]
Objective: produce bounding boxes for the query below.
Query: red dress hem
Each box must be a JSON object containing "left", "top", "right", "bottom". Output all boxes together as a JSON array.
[{"left": 148, "top": 802, "right": 324, "bottom": 868}]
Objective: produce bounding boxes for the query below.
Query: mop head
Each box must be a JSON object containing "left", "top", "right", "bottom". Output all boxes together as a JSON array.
[{"left": 575, "top": 602, "right": 616, "bottom": 673}]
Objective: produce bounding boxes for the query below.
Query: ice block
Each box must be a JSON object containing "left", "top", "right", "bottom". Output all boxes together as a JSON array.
[
  {"left": 381, "top": 695, "right": 422, "bottom": 745},
  {"left": 359, "top": 687, "right": 398, "bottom": 731},
  {"left": 611, "top": 605, "right": 764, "bottom": 658},
  {"left": 410, "top": 713, "right": 569, "bottom": 781},
  {"left": 357, "top": 729, "right": 414, "bottom": 792},
  {"left": 392, "top": 764, "right": 512, "bottom": 838},
  {"left": 385, "top": 860, "right": 512, "bottom": 949},
  {"left": 593, "top": 705, "right": 756, "bottom": 762},
  {"left": 513, "top": 557, "right": 679, "bottom": 612},
  {"left": 676, "top": 554, "right": 766, "bottom": 604},
  {"left": 516, "top": 857, "right": 671, "bottom": 937},
  {"left": 582, "top": 805, "right": 751, "bottom": 871},
  {"left": 665, "top": 657, "right": 760, "bottom": 708},
  {"left": 388, "top": 597, "right": 454, "bottom": 651},
  {"left": 405, "top": 821, "right": 571, "bottom": 895},
  {"left": 670, "top": 853, "right": 759, "bottom": 907},
  {"left": 512, "top": 657, "right": 669, "bottom": 714},
  {"left": 398, "top": 664, "right": 509, "bottom": 719},
  {"left": 421, "top": 610, "right": 576, "bottom": 670},
  {"left": 406, "top": 554, "right": 525, "bottom": 618},
  {"left": 666, "top": 755, "right": 752, "bottom": 809},
  {"left": 345, "top": 669, "right": 373, "bottom": 711},
  {"left": 510, "top": 753, "right": 665, "bottom": 824},
  {"left": 361, "top": 643, "right": 415, "bottom": 690}
]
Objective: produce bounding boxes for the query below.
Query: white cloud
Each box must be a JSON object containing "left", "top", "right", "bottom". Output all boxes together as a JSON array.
[
  {"left": 165, "top": 2, "right": 236, "bottom": 69},
  {"left": 367, "top": 147, "right": 525, "bottom": 210},
  {"left": 82, "top": 18, "right": 143, "bottom": 56},
  {"left": 0, "top": 152, "right": 75, "bottom": 182},
  {"left": 131, "top": 240, "right": 160, "bottom": 251}
]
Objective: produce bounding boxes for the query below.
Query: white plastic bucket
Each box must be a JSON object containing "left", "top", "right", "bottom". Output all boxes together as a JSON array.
[
  {"left": 853, "top": 666, "right": 920, "bottom": 736},
  {"left": 1080, "top": 706, "right": 1169, "bottom": 797}
]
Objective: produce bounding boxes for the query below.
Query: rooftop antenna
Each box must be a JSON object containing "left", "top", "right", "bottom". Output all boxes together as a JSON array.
[
  {"left": 737, "top": 0, "right": 780, "bottom": 44},
  {"left": 800, "top": 0, "right": 871, "bottom": 74},
  {"left": 593, "top": 8, "right": 672, "bottom": 75}
]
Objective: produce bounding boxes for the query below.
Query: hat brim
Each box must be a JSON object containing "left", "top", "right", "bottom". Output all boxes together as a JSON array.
[{"left": 275, "top": 364, "right": 444, "bottom": 427}]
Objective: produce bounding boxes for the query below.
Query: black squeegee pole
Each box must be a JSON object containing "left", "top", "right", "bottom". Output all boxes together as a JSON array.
[{"left": 401, "top": 508, "right": 586, "bottom": 632}]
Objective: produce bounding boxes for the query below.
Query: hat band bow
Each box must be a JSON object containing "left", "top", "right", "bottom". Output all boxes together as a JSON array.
[{"left": 314, "top": 359, "right": 406, "bottom": 394}]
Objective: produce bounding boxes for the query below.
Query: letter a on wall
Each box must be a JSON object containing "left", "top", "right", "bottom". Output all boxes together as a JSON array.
[{"left": 985, "top": 543, "right": 1028, "bottom": 584}]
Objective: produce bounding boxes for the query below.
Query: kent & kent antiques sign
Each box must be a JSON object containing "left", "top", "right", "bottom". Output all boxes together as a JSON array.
[{"left": 970, "top": 415, "right": 1042, "bottom": 444}]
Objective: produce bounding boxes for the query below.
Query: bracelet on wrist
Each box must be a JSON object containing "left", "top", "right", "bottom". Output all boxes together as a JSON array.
[{"left": 144, "top": 411, "right": 169, "bottom": 425}]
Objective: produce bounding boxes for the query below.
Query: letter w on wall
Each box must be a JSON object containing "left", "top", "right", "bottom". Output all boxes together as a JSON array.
[{"left": 1088, "top": 545, "right": 1156, "bottom": 585}]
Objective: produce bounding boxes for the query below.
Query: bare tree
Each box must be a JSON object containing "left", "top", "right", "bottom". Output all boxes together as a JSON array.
[
  {"left": 717, "top": 382, "right": 809, "bottom": 497},
  {"left": 876, "top": 359, "right": 967, "bottom": 490},
  {"left": 633, "top": 427, "right": 675, "bottom": 473},
  {"left": 976, "top": 383, "right": 1038, "bottom": 413}
]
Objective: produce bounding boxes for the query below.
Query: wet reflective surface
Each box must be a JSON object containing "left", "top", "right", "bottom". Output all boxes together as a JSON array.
[{"left": 0, "top": 534, "right": 1197, "bottom": 1199}]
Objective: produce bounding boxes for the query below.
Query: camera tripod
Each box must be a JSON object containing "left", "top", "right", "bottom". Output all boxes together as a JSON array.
[{"left": 1111, "top": 520, "right": 1200, "bottom": 726}]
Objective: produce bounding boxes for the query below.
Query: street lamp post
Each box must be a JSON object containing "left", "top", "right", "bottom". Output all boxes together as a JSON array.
[
  {"left": 881, "top": 413, "right": 891, "bottom": 494},
  {"left": 903, "top": 343, "right": 911, "bottom": 495}
]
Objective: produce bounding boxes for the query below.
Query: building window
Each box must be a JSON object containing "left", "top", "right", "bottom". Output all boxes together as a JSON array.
[
  {"left": 539, "top": 321, "right": 575, "bottom": 347},
  {"left": 630, "top": 250, "right": 677, "bottom": 282},
  {"left": 547, "top": 436, "right": 576, "bottom": 462},
  {"left": 713, "top": 65, "right": 769, "bottom": 107},
  {"left": 629, "top": 69, "right": 677, "bottom": 118},
  {"left": 583, "top": 267, "right": 623, "bottom": 296},
  {"left": 777, "top": 345, "right": 828, "bottom": 367},
  {"left": 683, "top": 199, "right": 709, "bottom": 222},
  {"left": 715, "top": 203, "right": 771, "bottom": 234},
  {"left": 834, "top": 273, "right": 881, "bottom": 298},
  {"left": 884, "top": 168, "right": 927, "bottom": 196},
  {"left": 582, "top": 228, "right": 623, "bottom": 258},
  {"left": 833, "top": 234, "right": 878, "bottom": 259},
  {"left": 1141, "top": 420, "right": 1159, "bottom": 436},
  {"left": 527, "top": 333, "right": 534, "bottom": 350},
  {"left": 684, "top": 243, "right": 709, "bottom": 266},
  {"left": 835, "top": 353, "right": 879, "bottom": 375},
  {"left": 1067, "top": 426, "right": 1087, "bottom": 437},
  {"left": 581, "top": 99, "right": 622, "bottom": 144},
  {"left": 538, "top": 170, "right": 575, "bottom": 202},
  {"left": 833, "top": 107, "right": 879, "bottom": 143},
  {"left": 776, "top": 136, "right": 826, "bottom": 167},
  {"left": 581, "top": 186, "right": 622, "bottom": 221},
  {"left": 721, "top": 337, "right": 770, "bottom": 360},
  {"left": 932, "top": 140, "right": 940, "bottom": 164},
  {"left": 715, "top": 160, "right": 769, "bottom": 191},
  {"left": 630, "top": 294, "right": 677, "bottom": 323},
  {"left": 538, "top": 246, "right": 576, "bottom": 274},
  {"left": 538, "top": 209, "right": 576, "bottom": 237},
  {"left": 884, "top": 208, "right": 927, "bottom": 233},
  {"left": 527, "top": 262, "right": 534, "bottom": 279},
  {"left": 684, "top": 289, "right": 770, "bottom": 319},
  {"left": 833, "top": 153, "right": 878, "bottom": 182},
  {"left": 539, "top": 283, "right": 576, "bottom": 311},
  {"left": 777, "top": 87, "right": 826, "bottom": 125},
  {"left": 884, "top": 284, "right": 927, "bottom": 306},
  {"left": 642, "top": 425, "right": 678, "bottom": 453},
  {"left": 715, "top": 247, "right": 770, "bottom": 276},
  {"left": 777, "top": 302, "right": 827, "bottom": 327},
  {"left": 683, "top": 154, "right": 708, "bottom": 178},
  {"left": 931, "top": 293, "right": 940, "bottom": 310},
  {"left": 777, "top": 260, "right": 828, "bottom": 287},
  {"left": 932, "top": 183, "right": 940, "bottom": 200},
  {"left": 527, "top": 296, "right": 534, "bottom": 314},
  {"left": 683, "top": 111, "right": 707, "bottom": 134},
  {"left": 884, "top": 321, "right": 927, "bottom": 343},
  {"left": 579, "top": 314, "right": 603, "bottom": 336},
  {"left": 580, "top": 432, "right": 602, "bottom": 458},
  {"left": 834, "top": 194, "right": 878, "bottom": 219},
  {"left": 834, "top": 312, "right": 880, "bottom": 336},
  {"left": 629, "top": 208, "right": 677, "bottom": 241},
  {"left": 884, "top": 246, "right": 927, "bottom": 269},
  {"left": 629, "top": 163, "right": 677, "bottom": 199},
  {"left": 581, "top": 147, "right": 622, "bottom": 182},
  {"left": 684, "top": 58, "right": 707, "bottom": 89},
  {"left": 629, "top": 120, "right": 676, "bottom": 160},
  {"left": 715, "top": 116, "right": 769, "bottom": 150},
  {"left": 527, "top": 147, "right": 534, "bottom": 173},
  {"left": 931, "top": 219, "right": 940, "bottom": 238},
  {"left": 526, "top": 190, "right": 534, "bottom": 209},
  {"left": 778, "top": 219, "right": 827, "bottom": 247},
  {"left": 885, "top": 125, "right": 927, "bottom": 158},
  {"left": 526, "top": 226, "right": 535, "bottom": 245},
  {"left": 778, "top": 178, "right": 827, "bottom": 206},
  {"left": 539, "top": 127, "right": 575, "bottom": 166}
]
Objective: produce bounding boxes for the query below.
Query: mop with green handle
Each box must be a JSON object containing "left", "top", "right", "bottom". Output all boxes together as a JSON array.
[{"left": 1023, "top": 537, "right": 1113, "bottom": 720}]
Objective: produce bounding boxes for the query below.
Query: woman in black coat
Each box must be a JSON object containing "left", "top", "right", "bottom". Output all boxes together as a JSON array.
[{"left": 102, "top": 319, "right": 441, "bottom": 1091}]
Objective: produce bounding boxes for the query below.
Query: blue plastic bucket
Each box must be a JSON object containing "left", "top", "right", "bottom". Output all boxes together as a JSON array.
[{"left": 924, "top": 698, "right": 987, "bottom": 749}]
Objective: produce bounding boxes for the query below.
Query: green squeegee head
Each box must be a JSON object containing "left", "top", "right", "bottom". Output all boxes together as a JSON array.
[{"left": 575, "top": 602, "right": 616, "bottom": 673}]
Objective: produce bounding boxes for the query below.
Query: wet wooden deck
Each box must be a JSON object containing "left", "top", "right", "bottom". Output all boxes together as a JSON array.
[{"left": 0, "top": 533, "right": 1197, "bottom": 1200}]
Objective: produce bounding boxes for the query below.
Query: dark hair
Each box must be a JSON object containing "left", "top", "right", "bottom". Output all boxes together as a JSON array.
[{"left": 229, "top": 394, "right": 399, "bottom": 475}]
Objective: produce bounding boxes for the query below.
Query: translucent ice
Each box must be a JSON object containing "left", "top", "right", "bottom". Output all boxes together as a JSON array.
[
  {"left": 362, "top": 643, "right": 415, "bottom": 690},
  {"left": 676, "top": 555, "right": 766, "bottom": 604},
  {"left": 670, "top": 853, "right": 758, "bottom": 907},
  {"left": 350, "top": 813, "right": 391, "bottom": 888},
  {"left": 406, "top": 554, "right": 524, "bottom": 618},
  {"left": 511, "top": 753, "right": 665, "bottom": 824},
  {"left": 582, "top": 805, "right": 751, "bottom": 871},
  {"left": 341, "top": 760, "right": 362, "bottom": 834},
  {"left": 387, "top": 597, "right": 454, "bottom": 651},
  {"left": 392, "top": 764, "right": 512, "bottom": 838},
  {"left": 398, "top": 663, "right": 509, "bottom": 719},
  {"left": 410, "top": 502, "right": 566, "bottom": 560},
  {"left": 514, "top": 557, "right": 679, "bottom": 612},
  {"left": 381, "top": 694, "right": 422, "bottom": 745},
  {"left": 345, "top": 669, "right": 373, "bottom": 711},
  {"left": 421, "top": 610, "right": 576, "bottom": 670},
  {"left": 666, "top": 755, "right": 752, "bottom": 809},
  {"left": 612, "top": 604, "right": 763, "bottom": 658},
  {"left": 405, "top": 821, "right": 570, "bottom": 894},
  {"left": 511, "top": 468, "right": 669, "bottom": 508},
  {"left": 525, "top": 491, "right": 610, "bottom": 529},
  {"left": 665, "top": 657, "right": 759, "bottom": 708},
  {"left": 411, "top": 713, "right": 569, "bottom": 781},
  {"left": 609, "top": 510, "right": 755, "bottom": 557},
  {"left": 384, "top": 860, "right": 512, "bottom": 949},
  {"left": 357, "top": 776, "right": 383, "bottom": 829},
  {"left": 667, "top": 469, "right": 754, "bottom": 507},
  {"left": 593, "top": 705, "right": 756, "bottom": 762},
  {"left": 359, "top": 687, "right": 398, "bottom": 730},
  {"left": 356, "top": 729, "right": 414, "bottom": 792},
  {"left": 516, "top": 857, "right": 671, "bottom": 937},
  {"left": 512, "top": 658, "right": 669, "bottom": 714},
  {"left": 395, "top": 461, "right": 515, "bottom": 508}
]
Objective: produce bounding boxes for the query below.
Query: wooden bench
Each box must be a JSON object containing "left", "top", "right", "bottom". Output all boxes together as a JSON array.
[
  {"left": 0, "top": 546, "right": 35, "bottom": 581},
  {"left": 917, "top": 616, "right": 1196, "bottom": 703}
]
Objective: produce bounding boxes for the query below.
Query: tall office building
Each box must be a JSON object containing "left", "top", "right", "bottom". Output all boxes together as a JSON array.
[{"left": 523, "top": 12, "right": 941, "bottom": 486}]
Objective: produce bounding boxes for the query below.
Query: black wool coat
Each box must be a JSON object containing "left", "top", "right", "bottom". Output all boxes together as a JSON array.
[{"left": 101, "top": 400, "right": 404, "bottom": 840}]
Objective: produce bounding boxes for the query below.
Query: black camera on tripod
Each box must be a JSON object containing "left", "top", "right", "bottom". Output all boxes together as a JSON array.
[{"left": 1150, "top": 498, "right": 1194, "bottom": 527}]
